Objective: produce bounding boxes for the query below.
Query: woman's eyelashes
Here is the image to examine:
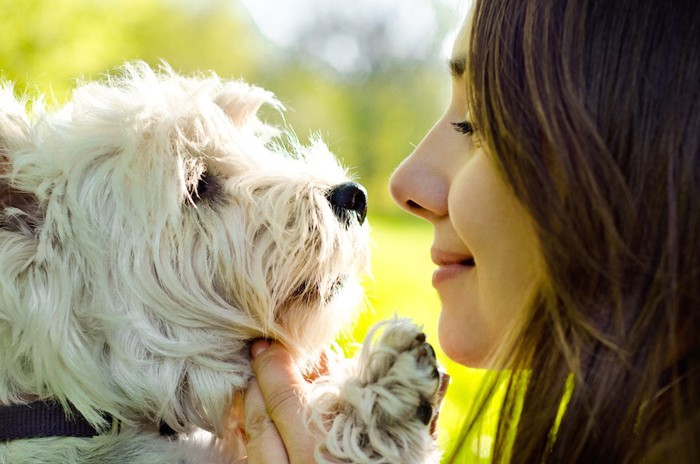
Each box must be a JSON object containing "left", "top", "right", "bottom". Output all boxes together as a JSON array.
[{"left": 451, "top": 120, "right": 475, "bottom": 136}]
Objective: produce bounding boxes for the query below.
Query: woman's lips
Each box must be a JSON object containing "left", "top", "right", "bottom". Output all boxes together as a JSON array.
[{"left": 431, "top": 249, "right": 475, "bottom": 286}]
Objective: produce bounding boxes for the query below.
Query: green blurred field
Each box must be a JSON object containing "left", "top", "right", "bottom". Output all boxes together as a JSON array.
[{"left": 339, "top": 213, "right": 495, "bottom": 463}]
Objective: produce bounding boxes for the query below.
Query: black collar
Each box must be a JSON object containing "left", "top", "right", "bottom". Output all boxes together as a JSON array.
[{"left": 0, "top": 401, "right": 177, "bottom": 441}]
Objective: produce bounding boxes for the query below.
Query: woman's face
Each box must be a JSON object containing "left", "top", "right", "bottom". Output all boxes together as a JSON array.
[{"left": 389, "top": 21, "right": 543, "bottom": 368}]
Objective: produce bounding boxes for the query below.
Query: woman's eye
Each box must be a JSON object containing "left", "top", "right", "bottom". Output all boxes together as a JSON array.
[{"left": 451, "top": 120, "right": 475, "bottom": 136}]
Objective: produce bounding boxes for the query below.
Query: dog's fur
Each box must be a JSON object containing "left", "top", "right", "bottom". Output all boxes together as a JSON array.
[{"left": 0, "top": 62, "right": 442, "bottom": 463}]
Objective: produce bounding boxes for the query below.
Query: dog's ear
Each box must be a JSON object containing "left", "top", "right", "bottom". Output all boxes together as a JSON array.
[
  {"left": 0, "top": 84, "right": 40, "bottom": 235},
  {"left": 214, "top": 82, "right": 284, "bottom": 137}
]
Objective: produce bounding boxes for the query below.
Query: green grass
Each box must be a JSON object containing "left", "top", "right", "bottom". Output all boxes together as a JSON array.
[{"left": 337, "top": 213, "right": 496, "bottom": 462}]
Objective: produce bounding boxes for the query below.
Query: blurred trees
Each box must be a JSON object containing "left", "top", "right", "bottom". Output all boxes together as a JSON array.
[
  {"left": 0, "top": 0, "right": 262, "bottom": 98},
  {"left": 0, "top": 0, "right": 455, "bottom": 212}
]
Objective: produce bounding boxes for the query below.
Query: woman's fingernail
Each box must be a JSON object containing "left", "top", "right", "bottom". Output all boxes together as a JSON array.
[{"left": 250, "top": 339, "right": 271, "bottom": 359}]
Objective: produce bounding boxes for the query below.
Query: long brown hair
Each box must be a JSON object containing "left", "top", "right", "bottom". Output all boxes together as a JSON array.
[{"left": 449, "top": 0, "right": 700, "bottom": 462}]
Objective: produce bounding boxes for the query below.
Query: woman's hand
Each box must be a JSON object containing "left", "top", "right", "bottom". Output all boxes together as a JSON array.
[{"left": 242, "top": 340, "right": 321, "bottom": 464}]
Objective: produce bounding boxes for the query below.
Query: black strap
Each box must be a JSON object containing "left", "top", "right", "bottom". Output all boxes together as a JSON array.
[
  {"left": 0, "top": 401, "right": 178, "bottom": 441},
  {"left": 0, "top": 401, "right": 101, "bottom": 441}
]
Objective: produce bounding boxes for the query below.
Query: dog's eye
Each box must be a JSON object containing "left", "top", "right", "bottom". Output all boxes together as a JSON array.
[{"left": 188, "top": 173, "right": 216, "bottom": 202}]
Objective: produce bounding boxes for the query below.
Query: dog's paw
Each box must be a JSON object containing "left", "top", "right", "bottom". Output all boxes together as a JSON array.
[
  {"left": 358, "top": 318, "right": 446, "bottom": 432},
  {"left": 310, "top": 318, "right": 447, "bottom": 463}
]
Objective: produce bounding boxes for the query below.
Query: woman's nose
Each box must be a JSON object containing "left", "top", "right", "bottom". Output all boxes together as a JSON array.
[{"left": 389, "top": 126, "right": 449, "bottom": 222}]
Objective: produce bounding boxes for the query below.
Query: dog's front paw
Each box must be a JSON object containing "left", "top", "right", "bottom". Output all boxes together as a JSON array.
[
  {"left": 358, "top": 318, "right": 446, "bottom": 433},
  {"left": 311, "top": 318, "right": 446, "bottom": 463}
]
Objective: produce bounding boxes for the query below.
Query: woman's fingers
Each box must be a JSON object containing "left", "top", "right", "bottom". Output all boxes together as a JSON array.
[
  {"left": 304, "top": 348, "right": 331, "bottom": 382},
  {"left": 244, "top": 340, "right": 318, "bottom": 464},
  {"left": 243, "top": 375, "right": 290, "bottom": 464}
]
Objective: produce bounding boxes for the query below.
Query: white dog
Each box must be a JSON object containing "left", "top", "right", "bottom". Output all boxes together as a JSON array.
[{"left": 0, "top": 62, "right": 444, "bottom": 463}]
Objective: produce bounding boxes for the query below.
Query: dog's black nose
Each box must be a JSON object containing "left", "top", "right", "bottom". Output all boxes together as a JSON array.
[{"left": 326, "top": 182, "right": 368, "bottom": 225}]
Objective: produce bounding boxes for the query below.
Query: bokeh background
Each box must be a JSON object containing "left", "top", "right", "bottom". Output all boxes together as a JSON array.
[{"left": 1, "top": 0, "right": 491, "bottom": 460}]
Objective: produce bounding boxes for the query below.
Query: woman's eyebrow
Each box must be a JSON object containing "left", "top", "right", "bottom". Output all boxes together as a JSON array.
[{"left": 449, "top": 56, "right": 467, "bottom": 78}]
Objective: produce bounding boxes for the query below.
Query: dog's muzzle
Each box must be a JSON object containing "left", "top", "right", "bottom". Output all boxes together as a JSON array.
[{"left": 326, "top": 182, "right": 368, "bottom": 225}]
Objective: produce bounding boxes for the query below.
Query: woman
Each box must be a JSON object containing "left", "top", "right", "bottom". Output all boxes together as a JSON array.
[{"left": 243, "top": 0, "right": 699, "bottom": 462}]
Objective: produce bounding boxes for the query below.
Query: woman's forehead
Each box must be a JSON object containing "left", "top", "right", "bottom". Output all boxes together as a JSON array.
[{"left": 451, "top": 11, "right": 472, "bottom": 72}]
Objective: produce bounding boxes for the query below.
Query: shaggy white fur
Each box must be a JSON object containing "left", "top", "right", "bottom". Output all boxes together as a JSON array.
[{"left": 0, "top": 62, "right": 443, "bottom": 463}]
